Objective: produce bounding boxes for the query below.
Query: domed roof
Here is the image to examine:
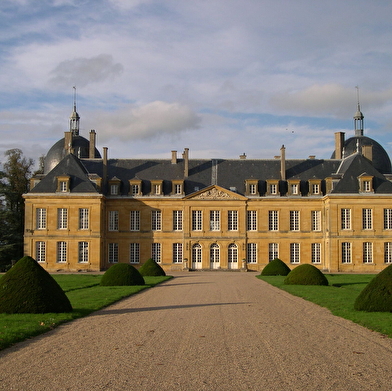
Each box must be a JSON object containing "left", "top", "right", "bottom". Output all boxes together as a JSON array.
[
  {"left": 44, "top": 135, "right": 101, "bottom": 174},
  {"left": 331, "top": 135, "right": 391, "bottom": 174}
]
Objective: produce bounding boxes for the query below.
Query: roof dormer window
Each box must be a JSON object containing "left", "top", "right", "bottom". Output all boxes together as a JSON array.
[{"left": 56, "top": 176, "right": 70, "bottom": 193}]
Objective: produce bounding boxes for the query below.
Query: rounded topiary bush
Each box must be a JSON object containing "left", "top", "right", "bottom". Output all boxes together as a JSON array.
[
  {"left": 139, "top": 258, "right": 166, "bottom": 277},
  {"left": 100, "top": 263, "right": 145, "bottom": 286},
  {"left": 0, "top": 256, "right": 72, "bottom": 314},
  {"left": 260, "top": 258, "right": 291, "bottom": 276},
  {"left": 284, "top": 264, "right": 328, "bottom": 286},
  {"left": 354, "top": 264, "right": 392, "bottom": 312}
]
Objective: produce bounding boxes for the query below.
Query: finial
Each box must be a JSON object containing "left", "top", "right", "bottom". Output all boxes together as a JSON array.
[{"left": 73, "top": 86, "right": 77, "bottom": 110}]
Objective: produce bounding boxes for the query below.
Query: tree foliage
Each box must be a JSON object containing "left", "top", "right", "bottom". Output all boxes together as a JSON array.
[{"left": 0, "top": 149, "right": 34, "bottom": 269}]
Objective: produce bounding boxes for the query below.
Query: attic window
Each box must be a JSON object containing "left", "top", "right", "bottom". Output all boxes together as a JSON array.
[
  {"left": 108, "top": 177, "right": 121, "bottom": 195},
  {"left": 172, "top": 180, "right": 184, "bottom": 195},
  {"left": 308, "top": 179, "right": 322, "bottom": 196},
  {"left": 151, "top": 180, "right": 163, "bottom": 196},
  {"left": 358, "top": 174, "right": 374, "bottom": 193},
  {"left": 288, "top": 180, "right": 300, "bottom": 196},
  {"left": 266, "top": 180, "right": 279, "bottom": 196},
  {"left": 245, "top": 179, "right": 259, "bottom": 196},
  {"left": 56, "top": 176, "right": 70, "bottom": 193},
  {"left": 129, "top": 179, "right": 142, "bottom": 196}
]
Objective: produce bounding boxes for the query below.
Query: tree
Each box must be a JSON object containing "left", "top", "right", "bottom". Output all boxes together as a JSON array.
[{"left": 0, "top": 149, "right": 34, "bottom": 269}]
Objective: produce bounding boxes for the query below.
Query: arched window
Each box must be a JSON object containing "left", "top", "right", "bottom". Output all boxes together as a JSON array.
[
  {"left": 228, "top": 243, "right": 238, "bottom": 263},
  {"left": 210, "top": 243, "right": 220, "bottom": 263},
  {"left": 192, "top": 243, "right": 202, "bottom": 264}
]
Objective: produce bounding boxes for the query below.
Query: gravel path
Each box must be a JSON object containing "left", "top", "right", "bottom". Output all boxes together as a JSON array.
[{"left": 1, "top": 272, "right": 392, "bottom": 390}]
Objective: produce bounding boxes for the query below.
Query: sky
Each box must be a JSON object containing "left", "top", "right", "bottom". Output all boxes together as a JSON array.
[{"left": 1, "top": 0, "right": 392, "bottom": 169}]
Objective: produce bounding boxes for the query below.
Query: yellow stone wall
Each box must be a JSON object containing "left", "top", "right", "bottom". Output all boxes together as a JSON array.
[{"left": 23, "top": 187, "right": 392, "bottom": 273}]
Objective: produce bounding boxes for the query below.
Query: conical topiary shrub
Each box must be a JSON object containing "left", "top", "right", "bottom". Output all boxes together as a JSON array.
[
  {"left": 260, "top": 258, "right": 291, "bottom": 276},
  {"left": 100, "top": 263, "right": 145, "bottom": 286},
  {"left": 139, "top": 258, "right": 166, "bottom": 277},
  {"left": 354, "top": 264, "right": 392, "bottom": 312},
  {"left": 0, "top": 256, "right": 72, "bottom": 314},
  {"left": 284, "top": 264, "right": 328, "bottom": 286}
]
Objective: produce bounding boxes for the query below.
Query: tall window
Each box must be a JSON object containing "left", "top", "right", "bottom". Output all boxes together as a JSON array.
[
  {"left": 36, "top": 208, "right": 47, "bottom": 229},
  {"left": 311, "top": 243, "right": 321, "bottom": 264},
  {"left": 152, "top": 243, "right": 161, "bottom": 263},
  {"left": 311, "top": 210, "right": 321, "bottom": 231},
  {"left": 228, "top": 211, "right": 238, "bottom": 231},
  {"left": 173, "top": 243, "right": 183, "bottom": 263},
  {"left": 384, "top": 209, "right": 392, "bottom": 230},
  {"left": 79, "top": 208, "right": 89, "bottom": 230},
  {"left": 57, "top": 208, "right": 68, "bottom": 230},
  {"left": 210, "top": 211, "right": 220, "bottom": 231},
  {"left": 130, "top": 210, "right": 140, "bottom": 231},
  {"left": 57, "top": 241, "right": 67, "bottom": 263},
  {"left": 228, "top": 243, "right": 238, "bottom": 263},
  {"left": 36, "top": 241, "right": 46, "bottom": 263},
  {"left": 341, "top": 242, "right": 351, "bottom": 263},
  {"left": 268, "top": 243, "right": 279, "bottom": 262},
  {"left": 192, "top": 243, "right": 202, "bottom": 264},
  {"left": 363, "top": 242, "right": 373, "bottom": 263},
  {"left": 210, "top": 243, "right": 220, "bottom": 263},
  {"left": 78, "top": 242, "right": 89, "bottom": 263},
  {"left": 192, "top": 210, "right": 202, "bottom": 231},
  {"left": 362, "top": 209, "right": 372, "bottom": 230},
  {"left": 108, "top": 243, "right": 118, "bottom": 263},
  {"left": 247, "top": 243, "right": 257, "bottom": 263},
  {"left": 290, "top": 243, "right": 300, "bottom": 263},
  {"left": 384, "top": 242, "right": 392, "bottom": 263},
  {"left": 109, "top": 211, "right": 119, "bottom": 231},
  {"left": 269, "top": 210, "right": 279, "bottom": 231},
  {"left": 247, "top": 210, "right": 257, "bottom": 231},
  {"left": 341, "top": 209, "right": 351, "bottom": 230},
  {"left": 129, "top": 243, "right": 140, "bottom": 263},
  {"left": 173, "top": 210, "right": 183, "bottom": 231},
  {"left": 289, "top": 211, "right": 300, "bottom": 231},
  {"left": 151, "top": 210, "right": 162, "bottom": 231}
]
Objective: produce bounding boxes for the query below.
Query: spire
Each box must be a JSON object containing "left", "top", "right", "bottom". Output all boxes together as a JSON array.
[
  {"left": 69, "top": 86, "right": 80, "bottom": 136},
  {"left": 354, "top": 86, "right": 364, "bottom": 137}
]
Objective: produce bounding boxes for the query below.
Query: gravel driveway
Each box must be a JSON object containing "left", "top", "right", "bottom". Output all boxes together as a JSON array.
[{"left": 1, "top": 272, "right": 392, "bottom": 390}]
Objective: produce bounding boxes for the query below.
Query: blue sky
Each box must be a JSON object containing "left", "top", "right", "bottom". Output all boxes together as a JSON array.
[{"left": 1, "top": 0, "right": 392, "bottom": 168}]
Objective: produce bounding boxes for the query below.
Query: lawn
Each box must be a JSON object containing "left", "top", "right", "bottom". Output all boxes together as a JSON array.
[
  {"left": 0, "top": 274, "right": 172, "bottom": 351},
  {"left": 257, "top": 273, "right": 392, "bottom": 337}
]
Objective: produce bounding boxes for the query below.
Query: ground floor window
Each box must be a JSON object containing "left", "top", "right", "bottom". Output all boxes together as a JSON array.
[
  {"left": 268, "top": 243, "right": 279, "bottom": 262},
  {"left": 210, "top": 243, "right": 220, "bottom": 263},
  {"left": 36, "top": 241, "right": 46, "bottom": 263},
  {"left": 152, "top": 243, "right": 161, "bottom": 263},
  {"left": 290, "top": 243, "right": 300, "bottom": 263},
  {"left": 173, "top": 243, "right": 183, "bottom": 263},
  {"left": 384, "top": 242, "right": 392, "bottom": 264},
  {"left": 363, "top": 242, "right": 373, "bottom": 263},
  {"left": 192, "top": 243, "right": 202, "bottom": 264},
  {"left": 228, "top": 243, "right": 238, "bottom": 263},
  {"left": 108, "top": 243, "right": 118, "bottom": 263},
  {"left": 130, "top": 243, "right": 140, "bottom": 264},
  {"left": 247, "top": 243, "right": 257, "bottom": 263},
  {"left": 57, "top": 241, "right": 67, "bottom": 263},
  {"left": 78, "top": 241, "right": 89, "bottom": 263},
  {"left": 341, "top": 242, "right": 351, "bottom": 264},
  {"left": 311, "top": 243, "right": 321, "bottom": 264}
]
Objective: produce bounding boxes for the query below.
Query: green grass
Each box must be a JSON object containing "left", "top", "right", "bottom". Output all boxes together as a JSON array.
[
  {"left": 257, "top": 274, "right": 392, "bottom": 337},
  {"left": 0, "top": 274, "right": 172, "bottom": 351}
]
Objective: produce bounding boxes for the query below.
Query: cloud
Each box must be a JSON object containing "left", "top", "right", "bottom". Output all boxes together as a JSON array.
[
  {"left": 48, "top": 54, "right": 123, "bottom": 88},
  {"left": 89, "top": 101, "right": 201, "bottom": 142}
]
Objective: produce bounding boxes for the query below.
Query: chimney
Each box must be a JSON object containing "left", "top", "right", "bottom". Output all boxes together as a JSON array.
[
  {"left": 334, "top": 132, "right": 345, "bottom": 159},
  {"left": 183, "top": 148, "right": 189, "bottom": 178},
  {"left": 171, "top": 150, "right": 177, "bottom": 164},
  {"left": 64, "top": 131, "right": 73, "bottom": 154},
  {"left": 89, "top": 130, "right": 96, "bottom": 159},
  {"left": 280, "top": 145, "right": 286, "bottom": 181},
  {"left": 362, "top": 145, "right": 373, "bottom": 162},
  {"left": 239, "top": 153, "right": 247, "bottom": 160},
  {"left": 103, "top": 147, "right": 108, "bottom": 191}
]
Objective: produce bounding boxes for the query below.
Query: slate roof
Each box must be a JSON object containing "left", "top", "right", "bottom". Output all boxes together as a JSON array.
[
  {"left": 30, "top": 153, "right": 99, "bottom": 194},
  {"left": 29, "top": 148, "right": 392, "bottom": 196}
]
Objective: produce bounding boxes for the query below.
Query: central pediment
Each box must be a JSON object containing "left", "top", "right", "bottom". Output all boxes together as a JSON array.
[{"left": 185, "top": 185, "right": 247, "bottom": 200}]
